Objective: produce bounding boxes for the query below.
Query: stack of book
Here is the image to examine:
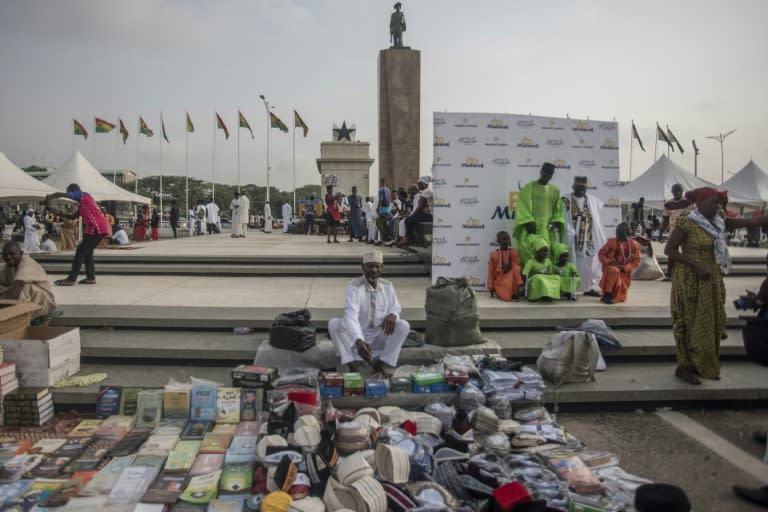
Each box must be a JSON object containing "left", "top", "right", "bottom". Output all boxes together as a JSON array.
[
  {"left": 0, "top": 361, "right": 18, "bottom": 425},
  {"left": 3, "top": 387, "right": 53, "bottom": 426}
]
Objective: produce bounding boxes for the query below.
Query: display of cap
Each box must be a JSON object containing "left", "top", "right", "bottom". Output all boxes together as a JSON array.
[
  {"left": 491, "top": 481, "right": 533, "bottom": 512},
  {"left": 406, "top": 481, "right": 460, "bottom": 510},
  {"left": 264, "top": 448, "right": 304, "bottom": 466},
  {"left": 258, "top": 435, "right": 289, "bottom": 462},
  {"left": 433, "top": 447, "right": 469, "bottom": 463},
  {"left": 317, "top": 429, "right": 338, "bottom": 468},
  {"left": 485, "top": 432, "right": 512, "bottom": 456},
  {"left": 294, "top": 414, "right": 321, "bottom": 432},
  {"left": 275, "top": 455, "right": 299, "bottom": 492},
  {"left": 260, "top": 491, "right": 293, "bottom": 512},
  {"left": 360, "top": 448, "right": 376, "bottom": 469},
  {"left": 287, "top": 496, "right": 325, "bottom": 512},
  {"left": 323, "top": 478, "right": 357, "bottom": 510},
  {"left": 353, "top": 413, "right": 381, "bottom": 434},
  {"left": 377, "top": 406, "right": 402, "bottom": 424},
  {"left": 415, "top": 415, "right": 443, "bottom": 437},
  {"left": 288, "top": 473, "right": 311, "bottom": 500},
  {"left": 355, "top": 407, "right": 381, "bottom": 424},
  {"left": 472, "top": 406, "right": 500, "bottom": 434},
  {"left": 293, "top": 425, "right": 321, "bottom": 453},
  {"left": 335, "top": 451, "right": 374, "bottom": 485},
  {"left": 375, "top": 443, "right": 410, "bottom": 484},
  {"left": 335, "top": 420, "right": 369, "bottom": 455},
  {"left": 350, "top": 475, "right": 388, "bottom": 512},
  {"left": 380, "top": 481, "right": 419, "bottom": 512}
]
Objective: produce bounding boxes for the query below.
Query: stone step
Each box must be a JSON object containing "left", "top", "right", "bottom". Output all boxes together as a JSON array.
[
  {"left": 79, "top": 327, "right": 748, "bottom": 362},
  {"left": 52, "top": 304, "right": 749, "bottom": 330},
  {"left": 50, "top": 360, "right": 768, "bottom": 411}
]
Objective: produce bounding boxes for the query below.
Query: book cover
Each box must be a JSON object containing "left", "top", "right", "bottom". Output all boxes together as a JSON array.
[
  {"left": 79, "top": 455, "right": 136, "bottom": 496},
  {"left": 119, "top": 388, "right": 142, "bottom": 416},
  {"left": 141, "top": 472, "right": 189, "bottom": 504},
  {"left": 95, "top": 386, "right": 123, "bottom": 419},
  {"left": 181, "top": 420, "right": 213, "bottom": 441},
  {"left": 0, "top": 454, "right": 45, "bottom": 482},
  {"left": 189, "top": 384, "right": 217, "bottom": 421},
  {"left": 163, "top": 451, "right": 196, "bottom": 474},
  {"left": 233, "top": 422, "right": 260, "bottom": 437},
  {"left": 153, "top": 419, "right": 188, "bottom": 437},
  {"left": 133, "top": 504, "right": 167, "bottom": 512},
  {"left": 56, "top": 437, "right": 94, "bottom": 456},
  {"left": 131, "top": 454, "right": 167, "bottom": 473},
  {"left": 173, "top": 440, "right": 202, "bottom": 455},
  {"left": 0, "top": 479, "right": 32, "bottom": 506},
  {"left": 223, "top": 436, "right": 257, "bottom": 465},
  {"left": 100, "top": 415, "right": 136, "bottom": 431},
  {"left": 178, "top": 471, "right": 221, "bottom": 505},
  {"left": 28, "top": 438, "right": 66, "bottom": 455},
  {"left": 199, "top": 432, "right": 232, "bottom": 455},
  {"left": 12, "top": 478, "right": 64, "bottom": 511},
  {"left": 206, "top": 499, "right": 243, "bottom": 512},
  {"left": 68, "top": 420, "right": 103, "bottom": 438},
  {"left": 135, "top": 390, "right": 163, "bottom": 430},
  {"left": 162, "top": 390, "right": 190, "bottom": 420},
  {"left": 238, "top": 389, "right": 263, "bottom": 422},
  {"left": 30, "top": 454, "right": 71, "bottom": 478},
  {"left": 138, "top": 435, "right": 178, "bottom": 457},
  {"left": 188, "top": 454, "right": 224, "bottom": 476},
  {"left": 63, "top": 446, "right": 110, "bottom": 474},
  {"left": 61, "top": 496, "right": 109, "bottom": 512},
  {"left": 108, "top": 466, "right": 159, "bottom": 504},
  {"left": 218, "top": 463, "right": 253, "bottom": 495},
  {"left": 215, "top": 388, "right": 241, "bottom": 424},
  {"left": 109, "top": 430, "right": 151, "bottom": 458},
  {"left": 211, "top": 424, "right": 237, "bottom": 435}
]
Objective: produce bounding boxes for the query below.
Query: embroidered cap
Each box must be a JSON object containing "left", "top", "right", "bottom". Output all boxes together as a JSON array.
[{"left": 362, "top": 250, "right": 384, "bottom": 264}]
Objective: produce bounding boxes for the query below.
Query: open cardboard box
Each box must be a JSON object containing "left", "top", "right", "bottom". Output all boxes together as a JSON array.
[
  {"left": 0, "top": 326, "right": 81, "bottom": 387},
  {"left": 0, "top": 300, "right": 41, "bottom": 338}
]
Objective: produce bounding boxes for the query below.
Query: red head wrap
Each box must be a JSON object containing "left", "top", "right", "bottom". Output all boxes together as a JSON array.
[{"left": 684, "top": 187, "right": 728, "bottom": 207}]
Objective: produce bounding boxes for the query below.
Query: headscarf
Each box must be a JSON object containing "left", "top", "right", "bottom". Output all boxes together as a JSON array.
[
  {"left": 552, "top": 242, "right": 569, "bottom": 262},
  {"left": 528, "top": 235, "right": 549, "bottom": 253},
  {"left": 684, "top": 187, "right": 728, "bottom": 208}
]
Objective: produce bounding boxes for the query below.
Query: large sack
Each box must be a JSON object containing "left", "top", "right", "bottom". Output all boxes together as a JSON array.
[
  {"left": 537, "top": 331, "right": 599, "bottom": 385},
  {"left": 425, "top": 277, "right": 484, "bottom": 347},
  {"left": 632, "top": 243, "right": 664, "bottom": 280},
  {"left": 269, "top": 308, "right": 316, "bottom": 352}
]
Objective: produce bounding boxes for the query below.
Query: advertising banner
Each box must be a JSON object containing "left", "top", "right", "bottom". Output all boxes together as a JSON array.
[{"left": 431, "top": 112, "right": 621, "bottom": 287}]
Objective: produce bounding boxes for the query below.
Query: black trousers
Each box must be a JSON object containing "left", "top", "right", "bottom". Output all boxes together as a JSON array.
[
  {"left": 171, "top": 221, "right": 178, "bottom": 238},
  {"left": 67, "top": 233, "right": 104, "bottom": 281},
  {"left": 405, "top": 211, "right": 433, "bottom": 242}
]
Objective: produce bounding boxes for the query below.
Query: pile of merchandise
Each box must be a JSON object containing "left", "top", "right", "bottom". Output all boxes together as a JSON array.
[{"left": 0, "top": 355, "right": 653, "bottom": 512}]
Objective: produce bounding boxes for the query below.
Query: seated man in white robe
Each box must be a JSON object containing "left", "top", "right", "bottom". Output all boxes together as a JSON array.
[
  {"left": 0, "top": 241, "right": 58, "bottom": 318},
  {"left": 328, "top": 250, "right": 409, "bottom": 376}
]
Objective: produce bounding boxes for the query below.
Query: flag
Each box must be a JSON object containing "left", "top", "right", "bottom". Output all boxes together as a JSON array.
[
  {"left": 238, "top": 111, "right": 254, "bottom": 139},
  {"left": 139, "top": 117, "right": 154, "bottom": 137},
  {"left": 294, "top": 110, "right": 308, "bottom": 137},
  {"left": 656, "top": 124, "right": 672, "bottom": 150},
  {"left": 216, "top": 113, "right": 229, "bottom": 139},
  {"left": 161, "top": 114, "right": 170, "bottom": 143},
  {"left": 631, "top": 121, "right": 645, "bottom": 152},
  {"left": 269, "top": 112, "right": 288, "bottom": 133},
  {"left": 667, "top": 127, "right": 684, "bottom": 154},
  {"left": 692, "top": 139, "right": 699, "bottom": 154},
  {"left": 186, "top": 112, "right": 194, "bottom": 133},
  {"left": 95, "top": 117, "right": 116, "bottom": 133},
  {"left": 73, "top": 119, "right": 88, "bottom": 140},
  {"left": 119, "top": 119, "right": 129, "bottom": 144}
]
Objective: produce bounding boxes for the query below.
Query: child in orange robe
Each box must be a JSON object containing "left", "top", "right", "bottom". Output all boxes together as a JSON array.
[{"left": 487, "top": 230, "right": 523, "bottom": 301}]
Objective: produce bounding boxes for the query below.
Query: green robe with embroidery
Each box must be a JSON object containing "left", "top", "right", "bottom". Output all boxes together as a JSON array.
[
  {"left": 513, "top": 181, "right": 566, "bottom": 265},
  {"left": 522, "top": 258, "right": 561, "bottom": 301},
  {"left": 555, "top": 261, "right": 581, "bottom": 296}
]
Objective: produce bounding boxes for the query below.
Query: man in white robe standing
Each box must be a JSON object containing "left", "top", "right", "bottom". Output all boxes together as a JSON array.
[
  {"left": 22, "top": 209, "right": 41, "bottom": 254},
  {"left": 281, "top": 201, "right": 292, "bottom": 234},
  {"left": 564, "top": 176, "right": 606, "bottom": 296},
  {"left": 238, "top": 193, "right": 250, "bottom": 237},
  {"left": 229, "top": 192, "right": 241, "bottom": 238},
  {"left": 328, "top": 250, "right": 409, "bottom": 376},
  {"left": 205, "top": 198, "right": 220, "bottom": 234}
]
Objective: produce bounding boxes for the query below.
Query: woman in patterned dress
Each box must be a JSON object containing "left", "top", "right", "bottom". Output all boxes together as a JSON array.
[{"left": 665, "top": 187, "right": 768, "bottom": 384}]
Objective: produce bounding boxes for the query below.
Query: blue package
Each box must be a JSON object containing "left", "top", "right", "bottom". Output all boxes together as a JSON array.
[
  {"left": 430, "top": 383, "right": 452, "bottom": 393},
  {"left": 365, "top": 381, "right": 388, "bottom": 398},
  {"left": 319, "top": 386, "right": 343, "bottom": 399},
  {"left": 412, "top": 383, "right": 431, "bottom": 394}
]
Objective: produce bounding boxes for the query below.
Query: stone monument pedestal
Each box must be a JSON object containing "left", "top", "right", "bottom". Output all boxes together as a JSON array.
[{"left": 378, "top": 48, "right": 421, "bottom": 189}]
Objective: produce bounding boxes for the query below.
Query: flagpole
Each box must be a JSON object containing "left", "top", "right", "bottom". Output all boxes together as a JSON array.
[
  {"left": 666, "top": 125, "right": 670, "bottom": 159},
  {"left": 237, "top": 109, "right": 241, "bottom": 193},
  {"left": 654, "top": 123, "right": 658, "bottom": 161},
  {"left": 292, "top": 107, "right": 296, "bottom": 216},
  {"left": 212, "top": 112, "right": 216, "bottom": 204},
  {"left": 159, "top": 114, "right": 164, "bottom": 217},
  {"left": 114, "top": 123, "right": 119, "bottom": 182},
  {"left": 92, "top": 118, "right": 96, "bottom": 164},
  {"left": 136, "top": 115, "right": 140, "bottom": 194},
  {"left": 185, "top": 112, "right": 189, "bottom": 228},
  {"left": 629, "top": 123, "right": 634, "bottom": 181}
]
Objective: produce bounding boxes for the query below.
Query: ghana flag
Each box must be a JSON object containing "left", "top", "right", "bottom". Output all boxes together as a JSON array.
[
  {"left": 631, "top": 121, "right": 645, "bottom": 152},
  {"left": 656, "top": 123, "right": 672, "bottom": 150},
  {"left": 119, "top": 118, "right": 129, "bottom": 144},
  {"left": 161, "top": 114, "right": 170, "bottom": 143},
  {"left": 139, "top": 117, "right": 154, "bottom": 137},
  {"left": 73, "top": 119, "right": 88, "bottom": 140},
  {"left": 239, "top": 111, "right": 254, "bottom": 139},
  {"left": 269, "top": 112, "right": 288, "bottom": 133},
  {"left": 95, "top": 117, "right": 116, "bottom": 133},
  {"left": 186, "top": 112, "right": 194, "bottom": 133},
  {"left": 216, "top": 112, "right": 229, "bottom": 139},
  {"left": 294, "top": 110, "right": 308, "bottom": 137}
]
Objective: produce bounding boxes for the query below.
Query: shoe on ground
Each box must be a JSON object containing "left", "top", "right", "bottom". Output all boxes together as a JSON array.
[
  {"left": 733, "top": 485, "right": 768, "bottom": 507},
  {"left": 583, "top": 290, "right": 601, "bottom": 297},
  {"left": 674, "top": 365, "right": 701, "bottom": 385},
  {"left": 601, "top": 294, "right": 614, "bottom": 304}
]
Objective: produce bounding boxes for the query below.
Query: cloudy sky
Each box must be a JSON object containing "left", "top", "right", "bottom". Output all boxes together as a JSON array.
[{"left": 1, "top": 0, "right": 765, "bottom": 194}]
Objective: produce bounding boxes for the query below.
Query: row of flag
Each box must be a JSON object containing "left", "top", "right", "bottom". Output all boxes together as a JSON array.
[
  {"left": 73, "top": 110, "right": 309, "bottom": 144},
  {"left": 631, "top": 121, "right": 688, "bottom": 154}
]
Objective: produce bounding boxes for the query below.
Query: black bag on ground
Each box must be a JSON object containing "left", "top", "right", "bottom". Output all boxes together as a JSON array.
[
  {"left": 425, "top": 277, "right": 484, "bottom": 346},
  {"left": 269, "top": 309, "right": 316, "bottom": 352}
]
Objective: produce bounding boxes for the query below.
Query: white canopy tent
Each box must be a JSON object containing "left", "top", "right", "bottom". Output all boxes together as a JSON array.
[
  {"left": 0, "top": 152, "right": 61, "bottom": 202},
  {"left": 43, "top": 151, "right": 151, "bottom": 204},
  {"left": 619, "top": 155, "right": 751, "bottom": 207},
  {"left": 720, "top": 160, "right": 768, "bottom": 206}
]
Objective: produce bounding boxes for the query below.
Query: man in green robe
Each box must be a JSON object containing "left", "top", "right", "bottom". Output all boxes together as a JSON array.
[{"left": 513, "top": 162, "right": 566, "bottom": 265}]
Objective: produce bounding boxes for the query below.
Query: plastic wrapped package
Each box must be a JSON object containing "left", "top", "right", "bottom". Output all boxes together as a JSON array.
[
  {"left": 540, "top": 452, "right": 604, "bottom": 495},
  {"left": 513, "top": 406, "right": 553, "bottom": 425},
  {"left": 273, "top": 367, "right": 320, "bottom": 388},
  {"left": 442, "top": 355, "right": 478, "bottom": 375},
  {"left": 457, "top": 383, "right": 486, "bottom": 412},
  {"left": 424, "top": 401, "right": 456, "bottom": 432},
  {"left": 577, "top": 450, "right": 619, "bottom": 469}
]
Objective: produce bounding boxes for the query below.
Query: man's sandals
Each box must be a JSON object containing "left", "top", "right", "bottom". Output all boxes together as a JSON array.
[{"left": 54, "top": 279, "right": 96, "bottom": 286}]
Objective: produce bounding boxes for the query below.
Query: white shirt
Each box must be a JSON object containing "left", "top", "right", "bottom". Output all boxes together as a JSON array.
[
  {"left": 282, "top": 203, "right": 292, "bottom": 221},
  {"left": 23, "top": 215, "right": 37, "bottom": 232},
  {"left": 205, "top": 203, "right": 220, "bottom": 224},
  {"left": 238, "top": 195, "right": 250, "bottom": 222},
  {"left": 230, "top": 198, "right": 240, "bottom": 223},
  {"left": 40, "top": 239, "right": 57, "bottom": 253},
  {"left": 112, "top": 230, "right": 130, "bottom": 245},
  {"left": 343, "top": 275, "right": 401, "bottom": 343}
]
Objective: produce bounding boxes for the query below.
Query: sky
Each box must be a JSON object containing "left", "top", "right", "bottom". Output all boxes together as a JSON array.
[{"left": 1, "top": 0, "right": 766, "bottom": 195}]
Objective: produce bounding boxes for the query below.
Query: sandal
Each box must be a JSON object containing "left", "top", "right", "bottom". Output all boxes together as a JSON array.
[
  {"left": 54, "top": 279, "right": 75, "bottom": 286},
  {"left": 78, "top": 279, "right": 97, "bottom": 285}
]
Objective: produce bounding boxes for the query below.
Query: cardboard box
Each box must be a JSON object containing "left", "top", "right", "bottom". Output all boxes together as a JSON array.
[
  {"left": 0, "top": 326, "right": 81, "bottom": 387},
  {"left": 0, "top": 301, "right": 41, "bottom": 338}
]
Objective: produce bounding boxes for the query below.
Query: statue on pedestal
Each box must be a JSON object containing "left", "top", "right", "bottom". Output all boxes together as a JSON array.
[{"left": 390, "top": 2, "right": 406, "bottom": 48}]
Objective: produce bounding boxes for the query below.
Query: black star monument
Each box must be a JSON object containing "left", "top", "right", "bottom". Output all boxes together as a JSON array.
[{"left": 333, "top": 121, "right": 356, "bottom": 142}]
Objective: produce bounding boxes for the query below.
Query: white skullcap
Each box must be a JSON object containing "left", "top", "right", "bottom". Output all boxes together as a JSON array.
[
  {"left": 362, "top": 250, "right": 383, "bottom": 264},
  {"left": 27, "top": 208, "right": 35, "bottom": 213}
]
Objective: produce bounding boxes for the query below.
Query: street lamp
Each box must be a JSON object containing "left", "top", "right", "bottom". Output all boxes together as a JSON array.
[
  {"left": 706, "top": 129, "right": 736, "bottom": 184},
  {"left": 259, "top": 94, "right": 273, "bottom": 233}
]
